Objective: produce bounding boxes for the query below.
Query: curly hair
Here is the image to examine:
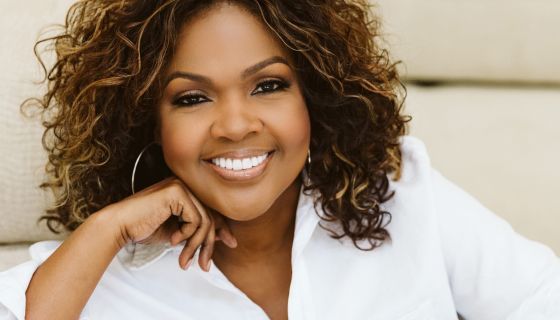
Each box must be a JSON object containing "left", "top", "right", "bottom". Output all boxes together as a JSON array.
[{"left": 27, "top": 0, "right": 410, "bottom": 250}]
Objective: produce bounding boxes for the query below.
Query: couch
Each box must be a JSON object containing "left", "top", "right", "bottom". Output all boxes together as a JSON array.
[
  {"left": 375, "top": 0, "right": 560, "bottom": 255},
  {"left": 1, "top": 0, "right": 559, "bottom": 272}
]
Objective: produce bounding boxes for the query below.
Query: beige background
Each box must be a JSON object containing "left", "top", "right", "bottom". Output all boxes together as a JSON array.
[
  {"left": 404, "top": 85, "right": 560, "bottom": 255},
  {"left": 375, "top": 0, "right": 560, "bottom": 84}
]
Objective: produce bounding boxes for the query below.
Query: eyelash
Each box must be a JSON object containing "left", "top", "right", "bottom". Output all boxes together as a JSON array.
[{"left": 172, "top": 79, "right": 290, "bottom": 107}]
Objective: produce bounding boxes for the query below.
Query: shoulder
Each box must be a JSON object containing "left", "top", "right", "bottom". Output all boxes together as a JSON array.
[
  {"left": 28, "top": 240, "right": 63, "bottom": 262},
  {"left": 369, "top": 136, "right": 441, "bottom": 246},
  {"left": 0, "top": 240, "right": 63, "bottom": 319},
  {"left": 397, "top": 135, "right": 432, "bottom": 182},
  {"left": 382, "top": 135, "right": 434, "bottom": 200}
]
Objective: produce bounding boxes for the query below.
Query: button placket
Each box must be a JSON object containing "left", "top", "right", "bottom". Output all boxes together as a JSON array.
[
  {"left": 288, "top": 257, "right": 317, "bottom": 320},
  {"left": 287, "top": 199, "right": 321, "bottom": 320},
  {"left": 193, "top": 257, "right": 270, "bottom": 318}
]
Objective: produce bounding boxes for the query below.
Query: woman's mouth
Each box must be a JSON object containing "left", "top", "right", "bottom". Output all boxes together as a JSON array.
[{"left": 204, "top": 151, "right": 274, "bottom": 182}]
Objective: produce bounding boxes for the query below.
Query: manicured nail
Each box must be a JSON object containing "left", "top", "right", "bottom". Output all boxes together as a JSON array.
[
  {"left": 183, "top": 258, "right": 192, "bottom": 270},
  {"left": 205, "top": 260, "right": 212, "bottom": 272}
]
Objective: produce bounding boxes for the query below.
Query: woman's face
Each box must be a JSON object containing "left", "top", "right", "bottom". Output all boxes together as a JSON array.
[{"left": 158, "top": 3, "right": 310, "bottom": 221}]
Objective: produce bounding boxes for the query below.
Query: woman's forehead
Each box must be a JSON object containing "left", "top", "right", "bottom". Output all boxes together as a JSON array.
[{"left": 167, "top": 3, "right": 290, "bottom": 75}]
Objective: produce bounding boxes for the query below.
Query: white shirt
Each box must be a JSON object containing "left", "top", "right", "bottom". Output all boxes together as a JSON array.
[{"left": 1, "top": 136, "right": 559, "bottom": 320}]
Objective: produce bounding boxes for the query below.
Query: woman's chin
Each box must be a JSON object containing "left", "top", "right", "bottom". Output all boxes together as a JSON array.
[
  {"left": 217, "top": 206, "right": 269, "bottom": 222},
  {"left": 202, "top": 176, "right": 302, "bottom": 223}
]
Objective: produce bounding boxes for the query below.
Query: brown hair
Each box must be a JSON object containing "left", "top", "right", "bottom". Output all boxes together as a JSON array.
[{"left": 27, "top": 0, "right": 410, "bottom": 250}]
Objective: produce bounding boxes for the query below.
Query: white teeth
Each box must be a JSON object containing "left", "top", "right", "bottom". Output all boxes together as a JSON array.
[
  {"left": 233, "top": 159, "right": 242, "bottom": 170},
  {"left": 242, "top": 158, "right": 252, "bottom": 169},
  {"left": 210, "top": 153, "right": 269, "bottom": 171}
]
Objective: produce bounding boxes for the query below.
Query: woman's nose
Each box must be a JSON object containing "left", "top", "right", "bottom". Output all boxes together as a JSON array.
[{"left": 209, "top": 98, "right": 264, "bottom": 142}]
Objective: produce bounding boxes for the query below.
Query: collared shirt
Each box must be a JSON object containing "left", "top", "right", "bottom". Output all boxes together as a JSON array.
[{"left": 1, "top": 136, "right": 559, "bottom": 320}]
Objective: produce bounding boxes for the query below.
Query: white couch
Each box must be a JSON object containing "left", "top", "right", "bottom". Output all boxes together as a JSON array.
[
  {"left": 375, "top": 0, "right": 560, "bottom": 255},
  {"left": 1, "top": 0, "right": 559, "bottom": 271}
]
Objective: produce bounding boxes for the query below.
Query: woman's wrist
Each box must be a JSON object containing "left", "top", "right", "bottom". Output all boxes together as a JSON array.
[{"left": 87, "top": 204, "right": 130, "bottom": 251}]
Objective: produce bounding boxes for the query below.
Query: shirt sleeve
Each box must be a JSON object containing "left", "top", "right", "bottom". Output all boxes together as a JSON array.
[
  {"left": 0, "top": 241, "right": 62, "bottom": 320},
  {"left": 430, "top": 169, "right": 560, "bottom": 320}
]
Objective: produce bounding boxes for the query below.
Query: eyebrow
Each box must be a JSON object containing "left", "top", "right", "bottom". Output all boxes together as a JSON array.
[{"left": 164, "top": 56, "right": 290, "bottom": 87}]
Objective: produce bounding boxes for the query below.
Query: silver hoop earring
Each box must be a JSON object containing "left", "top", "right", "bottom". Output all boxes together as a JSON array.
[{"left": 131, "top": 142, "right": 157, "bottom": 194}]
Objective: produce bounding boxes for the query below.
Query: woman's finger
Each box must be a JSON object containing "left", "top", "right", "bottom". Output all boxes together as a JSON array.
[
  {"left": 169, "top": 194, "right": 202, "bottom": 245},
  {"left": 198, "top": 221, "right": 216, "bottom": 272},
  {"left": 178, "top": 210, "right": 211, "bottom": 270},
  {"left": 170, "top": 221, "right": 199, "bottom": 246},
  {"left": 185, "top": 188, "right": 209, "bottom": 219},
  {"left": 177, "top": 194, "right": 202, "bottom": 225},
  {"left": 213, "top": 213, "right": 237, "bottom": 248},
  {"left": 216, "top": 227, "right": 237, "bottom": 248}
]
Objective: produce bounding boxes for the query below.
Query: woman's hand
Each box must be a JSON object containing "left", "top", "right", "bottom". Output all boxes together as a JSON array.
[{"left": 109, "top": 177, "right": 237, "bottom": 271}]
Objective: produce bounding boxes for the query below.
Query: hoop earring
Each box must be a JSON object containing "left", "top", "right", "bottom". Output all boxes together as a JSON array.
[
  {"left": 131, "top": 142, "right": 157, "bottom": 194},
  {"left": 305, "top": 148, "right": 312, "bottom": 186}
]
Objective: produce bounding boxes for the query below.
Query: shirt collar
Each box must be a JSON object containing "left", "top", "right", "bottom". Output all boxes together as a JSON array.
[{"left": 119, "top": 183, "right": 323, "bottom": 271}]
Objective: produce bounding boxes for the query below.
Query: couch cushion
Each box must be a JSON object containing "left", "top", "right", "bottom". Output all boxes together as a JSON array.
[
  {"left": 405, "top": 84, "right": 560, "bottom": 254},
  {"left": 0, "top": 244, "right": 31, "bottom": 272},
  {"left": 0, "top": 0, "right": 74, "bottom": 243},
  {"left": 376, "top": 0, "right": 560, "bottom": 84}
]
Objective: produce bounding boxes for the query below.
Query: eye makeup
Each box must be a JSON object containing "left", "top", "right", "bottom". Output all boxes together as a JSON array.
[
  {"left": 171, "top": 77, "right": 292, "bottom": 108},
  {"left": 172, "top": 91, "right": 210, "bottom": 107},
  {"left": 251, "top": 78, "right": 291, "bottom": 95}
]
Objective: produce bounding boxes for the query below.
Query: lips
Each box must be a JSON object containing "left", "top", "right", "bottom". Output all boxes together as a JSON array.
[{"left": 205, "top": 151, "right": 275, "bottom": 182}]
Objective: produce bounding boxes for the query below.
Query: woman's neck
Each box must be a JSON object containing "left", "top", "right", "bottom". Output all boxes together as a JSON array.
[{"left": 213, "top": 179, "right": 301, "bottom": 265}]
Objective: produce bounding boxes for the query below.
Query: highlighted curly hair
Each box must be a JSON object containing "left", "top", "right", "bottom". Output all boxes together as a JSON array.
[{"left": 28, "top": 0, "right": 410, "bottom": 250}]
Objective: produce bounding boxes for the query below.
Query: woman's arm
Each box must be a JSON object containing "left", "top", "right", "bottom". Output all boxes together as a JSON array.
[
  {"left": 430, "top": 169, "right": 560, "bottom": 319},
  {"left": 22, "top": 177, "right": 236, "bottom": 320},
  {"left": 25, "top": 207, "right": 123, "bottom": 320}
]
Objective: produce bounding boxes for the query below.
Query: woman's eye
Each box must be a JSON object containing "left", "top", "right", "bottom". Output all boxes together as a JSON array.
[
  {"left": 252, "top": 79, "right": 289, "bottom": 95},
  {"left": 172, "top": 94, "right": 209, "bottom": 107}
]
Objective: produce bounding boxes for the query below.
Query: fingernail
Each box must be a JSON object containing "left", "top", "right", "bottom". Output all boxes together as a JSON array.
[
  {"left": 205, "top": 260, "right": 212, "bottom": 272},
  {"left": 227, "top": 237, "right": 237, "bottom": 248},
  {"left": 225, "top": 235, "right": 237, "bottom": 248},
  {"left": 183, "top": 258, "right": 192, "bottom": 270}
]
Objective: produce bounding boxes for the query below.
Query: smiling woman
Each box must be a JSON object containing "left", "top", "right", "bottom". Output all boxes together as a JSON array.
[
  {"left": 1, "top": 0, "right": 559, "bottom": 320},
  {"left": 159, "top": 7, "right": 310, "bottom": 226}
]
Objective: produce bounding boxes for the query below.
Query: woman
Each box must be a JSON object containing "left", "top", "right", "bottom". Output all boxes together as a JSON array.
[{"left": 1, "top": 0, "right": 559, "bottom": 319}]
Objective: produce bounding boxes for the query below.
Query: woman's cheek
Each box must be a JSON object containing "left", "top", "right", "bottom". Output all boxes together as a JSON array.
[
  {"left": 274, "top": 98, "right": 310, "bottom": 151},
  {"left": 160, "top": 115, "right": 205, "bottom": 172}
]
